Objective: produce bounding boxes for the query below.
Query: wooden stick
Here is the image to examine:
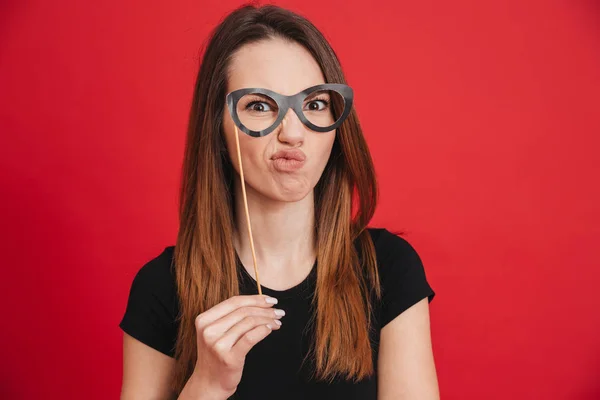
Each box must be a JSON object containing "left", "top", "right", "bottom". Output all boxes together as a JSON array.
[{"left": 233, "top": 124, "right": 262, "bottom": 295}]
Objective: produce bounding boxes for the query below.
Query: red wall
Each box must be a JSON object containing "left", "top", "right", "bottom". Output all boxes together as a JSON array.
[{"left": 1, "top": 0, "right": 598, "bottom": 399}]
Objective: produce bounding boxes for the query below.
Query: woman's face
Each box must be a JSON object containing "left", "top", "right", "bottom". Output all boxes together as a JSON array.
[{"left": 222, "top": 38, "right": 336, "bottom": 202}]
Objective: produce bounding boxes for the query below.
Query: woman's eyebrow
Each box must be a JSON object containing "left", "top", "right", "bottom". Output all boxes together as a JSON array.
[{"left": 304, "top": 90, "right": 330, "bottom": 100}]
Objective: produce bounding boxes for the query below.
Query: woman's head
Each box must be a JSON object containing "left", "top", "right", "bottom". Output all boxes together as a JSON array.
[{"left": 174, "top": 4, "right": 380, "bottom": 395}]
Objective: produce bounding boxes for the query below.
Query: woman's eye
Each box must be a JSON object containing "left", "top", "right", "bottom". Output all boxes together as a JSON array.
[
  {"left": 305, "top": 100, "right": 328, "bottom": 111},
  {"left": 246, "top": 101, "right": 273, "bottom": 112}
]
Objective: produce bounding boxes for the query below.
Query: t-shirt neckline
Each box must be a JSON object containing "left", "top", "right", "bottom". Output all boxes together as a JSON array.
[{"left": 235, "top": 251, "right": 317, "bottom": 299}]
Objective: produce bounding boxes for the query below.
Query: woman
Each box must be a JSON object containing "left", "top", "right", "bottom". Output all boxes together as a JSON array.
[{"left": 119, "top": 4, "right": 439, "bottom": 400}]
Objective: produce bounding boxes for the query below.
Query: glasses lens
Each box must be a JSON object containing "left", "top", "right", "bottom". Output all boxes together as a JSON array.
[
  {"left": 302, "top": 89, "right": 346, "bottom": 129},
  {"left": 237, "top": 92, "right": 279, "bottom": 133}
]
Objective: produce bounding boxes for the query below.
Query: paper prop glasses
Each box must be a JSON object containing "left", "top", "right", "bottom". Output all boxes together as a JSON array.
[{"left": 226, "top": 83, "right": 354, "bottom": 137}]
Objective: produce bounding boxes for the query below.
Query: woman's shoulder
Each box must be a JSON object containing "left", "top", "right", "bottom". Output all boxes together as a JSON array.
[
  {"left": 119, "top": 245, "right": 179, "bottom": 357},
  {"left": 365, "top": 227, "right": 421, "bottom": 264},
  {"left": 129, "top": 245, "right": 179, "bottom": 308},
  {"left": 364, "top": 227, "right": 435, "bottom": 327},
  {"left": 131, "top": 245, "right": 176, "bottom": 285}
]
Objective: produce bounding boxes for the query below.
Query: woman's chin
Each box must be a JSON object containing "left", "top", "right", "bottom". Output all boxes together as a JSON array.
[{"left": 272, "top": 183, "right": 313, "bottom": 202}]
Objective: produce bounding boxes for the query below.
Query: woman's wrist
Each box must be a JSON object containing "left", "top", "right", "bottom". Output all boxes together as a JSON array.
[{"left": 178, "top": 372, "right": 232, "bottom": 400}]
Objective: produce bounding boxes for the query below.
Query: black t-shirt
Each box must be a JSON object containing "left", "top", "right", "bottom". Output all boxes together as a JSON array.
[{"left": 119, "top": 227, "right": 435, "bottom": 399}]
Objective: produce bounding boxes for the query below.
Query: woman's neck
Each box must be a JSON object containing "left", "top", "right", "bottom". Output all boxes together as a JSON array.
[{"left": 232, "top": 181, "right": 316, "bottom": 290}]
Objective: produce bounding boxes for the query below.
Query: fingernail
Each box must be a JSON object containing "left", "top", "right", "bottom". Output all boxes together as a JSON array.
[
  {"left": 265, "top": 296, "right": 278, "bottom": 304},
  {"left": 274, "top": 309, "right": 285, "bottom": 316},
  {"left": 274, "top": 320, "right": 282, "bottom": 326},
  {"left": 266, "top": 324, "right": 273, "bottom": 330}
]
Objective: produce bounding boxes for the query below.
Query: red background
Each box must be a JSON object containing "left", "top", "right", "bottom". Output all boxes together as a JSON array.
[{"left": 1, "top": 0, "right": 599, "bottom": 399}]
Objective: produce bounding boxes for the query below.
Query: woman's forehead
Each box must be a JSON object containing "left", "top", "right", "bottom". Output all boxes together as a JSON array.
[{"left": 226, "top": 39, "right": 326, "bottom": 96}]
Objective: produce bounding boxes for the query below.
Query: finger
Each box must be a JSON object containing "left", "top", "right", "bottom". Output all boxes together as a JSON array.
[
  {"left": 229, "top": 324, "right": 276, "bottom": 360},
  {"left": 216, "top": 315, "right": 281, "bottom": 352},
  {"left": 196, "top": 295, "right": 278, "bottom": 328},
  {"left": 204, "top": 306, "right": 285, "bottom": 340}
]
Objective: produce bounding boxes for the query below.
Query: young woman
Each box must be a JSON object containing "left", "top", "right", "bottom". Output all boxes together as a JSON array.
[{"left": 119, "top": 4, "right": 439, "bottom": 400}]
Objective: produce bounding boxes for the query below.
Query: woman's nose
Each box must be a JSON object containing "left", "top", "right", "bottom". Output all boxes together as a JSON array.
[{"left": 277, "top": 108, "right": 305, "bottom": 145}]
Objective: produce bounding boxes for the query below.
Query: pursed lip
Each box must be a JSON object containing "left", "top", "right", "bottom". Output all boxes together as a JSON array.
[{"left": 271, "top": 149, "right": 306, "bottom": 161}]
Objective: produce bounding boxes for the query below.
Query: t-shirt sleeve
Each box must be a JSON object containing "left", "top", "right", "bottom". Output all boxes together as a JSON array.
[
  {"left": 377, "top": 230, "right": 436, "bottom": 328},
  {"left": 119, "top": 246, "right": 179, "bottom": 358}
]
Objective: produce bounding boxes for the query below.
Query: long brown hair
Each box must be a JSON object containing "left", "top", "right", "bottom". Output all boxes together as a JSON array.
[{"left": 172, "top": 3, "right": 381, "bottom": 395}]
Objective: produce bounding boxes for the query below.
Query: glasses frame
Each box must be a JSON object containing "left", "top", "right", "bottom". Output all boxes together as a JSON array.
[{"left": 225, "top": 83, "right": 354, "bottom": 138}]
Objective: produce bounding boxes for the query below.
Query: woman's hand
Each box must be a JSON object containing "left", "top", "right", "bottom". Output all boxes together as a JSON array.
[{"left": 190, "top": 295, "right": 285, "bottom": 398}]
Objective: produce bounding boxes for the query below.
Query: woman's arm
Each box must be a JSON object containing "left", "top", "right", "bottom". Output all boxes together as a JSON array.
[
  {"left": 378, "top": 298, "right": 440, "bottom": 400},
  {"left": 120, "top": 333, "right": 177, "bottom": 400}
]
